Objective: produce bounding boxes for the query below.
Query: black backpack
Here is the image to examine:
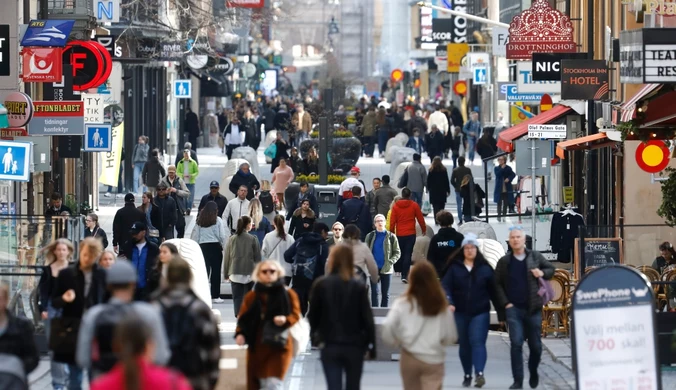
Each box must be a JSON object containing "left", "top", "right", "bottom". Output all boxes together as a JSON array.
[
  {"left": 92, "top": 304, "right": 133, "bottom": 373},
  {"left": 158, "top": 296, "right": 201, "bottom": 377},
  {"left": 260, "top": 191, "right": 275, "bottom": 214},
  {"left": 293, "top": 242, "right": 322, "bottom": 280}
]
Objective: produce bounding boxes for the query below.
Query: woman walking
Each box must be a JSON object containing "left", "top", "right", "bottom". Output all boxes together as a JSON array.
[
  {"left": 142, "top": 148, "right": 166, "bottom": 195},
  {"left": 308, "top": 244, "right": 376, "bottom": 390},
  {"left": 460, "top": 175, "right": 486, "bottom": 223},
  {"left": 494, "top": 155, "right": 516, "bottom": 222},
  {"left": 84, "top": 213, "right": 109, "bottom": 249},
  {"left": 248, "top": 198, "right": 272, "bottom": 246},
  {"left": 235, "top": 260, "right": 301, "bottom": 390},
  {"left": 271, "top": 131, "right": 290, "bottom": 173},
  {"left": 191, "top": 201, "right": 228, "bottom": 304},
  {"left": 272, "top": 158, "right": 294, "bottom": 208},
  {"left": 223, "top": 216, "right": 262, "bottom": 316},
  {"left": 288, "top": 199, "right": 316, "bottom": 239},
  {"left": 138, "top": 191, "right": 162, "bottom": 245},
  {"left": 302, "top": 147, "right": 319, "bottom": 175},
  {"left": 427, "top": 156, "right": 451, "bottom": 222},
  {"left": 259, "top": 180, "right": 278, "bottom": 219},
  {"left": 90, "top": 316, "right": 192, "bottom": 390},
  {"left": 98, "top": 250, "right": 116, "bottom": 269},
  {"left": 261, "top": 215, "right": 295, "bottom": 286},
  {"left": 382, "top": 261, "right": 458, "bottom": 390},
  {"left": 341, "top": 225, "right": 380, "bottom": 291},
  {"left": 38, "top": 239, "right": 74, "bottom": 390},
  {"left": 442, "top": 233, "right": 498, "bottom": 388},
  {"left": 365, "top": 214, "right": 401, "bottom": 307}
]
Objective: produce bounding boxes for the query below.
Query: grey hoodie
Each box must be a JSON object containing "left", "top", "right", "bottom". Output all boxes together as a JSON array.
[{"left": 406, "top": 161, "right": 428, "bottom": 193}]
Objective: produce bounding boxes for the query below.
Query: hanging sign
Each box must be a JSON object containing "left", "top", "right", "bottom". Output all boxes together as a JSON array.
[
  {"left": 492, "top": 27, "right": 509, "bottom": 57},
  {"left": 0, "top": 141, "right": 32, "bottom": 182},
  {"left": 30, "top": 101, "right": 85, "bottom": 136},
  {"left": 642, "top": 28, "right": 676, "bottom": 83},
  {"left": 0, "top": 25, "right": 9, "bottom": 77},
  {"left": 21, "top": 48, "right": 63, "bottom": 82},
  {"left": 619, "top": 29, "right": 644, "bottom": 84},
  {"left": 62, "top": 41, "right": 113, "bottom": 91},
  {"left": 391, "top": 69, "right": 404, "bottom": 82},
  {"left": 4, "top": 92, "right": 34, "bottom": 128},
  {"left": 517, "top": 62, "right": 561, "bottom": 94},
  {"left": 506, "top": 0, "right": 576, "bottom": 60},
  {"left": 21, "top": 20, "right": 74, "bottom": 47},
  {"left": 561, "top": 60, "right": 609, "bottom": 100},
  {"left": 447, "top": 43, "right": 469, "bottom": 73},
  {"left": 635, "top": 140, "right": 670, "bottom": 173},
  {"left": 532, "top": 52, "right": 588, "bottom": 81}
]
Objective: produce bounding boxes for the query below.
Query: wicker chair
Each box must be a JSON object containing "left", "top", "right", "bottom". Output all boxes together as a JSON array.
[
  {"left": 663, "top": 270, "right": 676, "bottom": 311},
  {"left": 541, "top": 274, "right": 569, "bottom": 337}
]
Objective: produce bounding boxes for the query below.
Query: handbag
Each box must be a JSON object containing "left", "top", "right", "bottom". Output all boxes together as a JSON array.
[
  {"left": 421, "top": 193, "right": 432, "bottom": 215},
  {"left": 262, "top": 321, "right": 289, "bottom": 349},
  {"left": 289, "top": 317, "right": 310, "bottom": 357},
  {"left": 49, "top": 316, "right": 81, "bottom": 355},
  {"left": 264, "top": 143, "right": 277, "bottom": 159},
  {"left": 398, "top": 168, "right": 409, "bottom": 189},
  {"left": 218, "top": 136, "right": 224, "bottom": 149}
]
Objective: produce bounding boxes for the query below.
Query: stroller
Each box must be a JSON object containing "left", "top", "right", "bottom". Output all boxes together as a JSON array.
[
  {"left": 0, "top": 354, "right": 27, "bottom": 390},
  {"left": 458, "top": 220, "right": 497, "bottom": 240}
]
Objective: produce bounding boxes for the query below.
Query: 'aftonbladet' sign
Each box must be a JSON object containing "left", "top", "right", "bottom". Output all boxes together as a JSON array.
[{"left": 506, "top": 0, "right": 576, "bottom": 60}]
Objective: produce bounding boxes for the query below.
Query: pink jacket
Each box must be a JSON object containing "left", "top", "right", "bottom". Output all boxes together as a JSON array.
[
  {"left": 91, "top": 360, "right": 193, "bottom": 390},
  {"left": 272, "top": 166, "right": 295, "bottom": 194}
]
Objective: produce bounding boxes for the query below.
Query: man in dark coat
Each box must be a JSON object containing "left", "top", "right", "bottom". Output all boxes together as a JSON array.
[
  {"left": 273, "top": 104, "right": 292, "bottom": 141},
  {"left": 0, "top": 283, "right": 39, "bottom": 376},
  {"left": 112, "top": 193, "right": 146, "bottom": 255},
  {"left": 154, "top": 182, "right": 178, "bottom": 240},
  {"left": 336, "top": 186, "right": 373, "bottom": 240},
  {"left": 44, "top": 192, "right": 73, "bottom": 216},
  {"left": 198, "top": 181, "right": 229, "bottom": 216},
  {"left": 262, "top": 103, "right": 277, "bottom": 134},
  {"left": 122, "top": 222, "right": 160, "bottom": 301},
  {"left": 185, "top": 107, "right": 200, "bottom": 148},
  {"left": 228, "top": 163, "right": 260, "bottom": 201}
]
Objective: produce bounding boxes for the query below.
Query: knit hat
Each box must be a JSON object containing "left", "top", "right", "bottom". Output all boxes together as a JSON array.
[
  {"left": 106, "top": 261, "right": 137, "bottom": 284},
  {"left": 461, "top": 233, "right": 480, "bottom": 248}
]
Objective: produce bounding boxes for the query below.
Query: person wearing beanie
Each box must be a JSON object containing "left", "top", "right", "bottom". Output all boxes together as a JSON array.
[
  {"left": 112, "top": 193, "right": 146, "bottom": 255},
  {"left": 327, "top": 222, "right": 344, "bottom": 247},
  {"left": 441, "top": 233, "right": 499, "bottom": 388}
]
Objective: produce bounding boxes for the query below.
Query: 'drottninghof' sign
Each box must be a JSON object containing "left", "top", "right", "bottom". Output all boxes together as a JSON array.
[{"left": 506, "top": 0, "right": 576, "bottom": 60}]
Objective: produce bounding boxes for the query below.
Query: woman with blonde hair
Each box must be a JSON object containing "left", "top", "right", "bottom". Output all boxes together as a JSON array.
[
  {"left": 248, "top": 198, "right": 272, "bottom": 246},
  {"left": 98, "top": 250, "right": 116, "bottom": 269},
  {"left": 235, "top": 260, "right": 301, "bottom": 390},
  {"left": 382, "top": 260, "right": 457, "bottom": 390},
  {"left": 38, "top": 238, "right": 74, "bottom": 390},
  {"left": 259, "top": 180, "right": 279, "bottom": 220},
  {"left": 309, "top": 244, "right": 376, "bottom": 389},
  {"left": 261, "top": 215, "right": 295, "bottom": 286}
]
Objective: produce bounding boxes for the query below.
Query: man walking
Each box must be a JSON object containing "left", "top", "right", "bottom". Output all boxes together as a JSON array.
[
  {"left": 161, "top": 165, "right": 190, "bottom": 238},
  {"left": 451, "top": 157, "right": 472, "bottom": 224},
  {"left": 336, "top": 186, "right": 372, "bottom": 240},
  {"left": 185, "top": 108, "right": 200, "bottom": 148},
  {"left": 131, "top": 136, "right": 149, "bottom": 194},
  {"left": 198, "top": 181, "right": 228, "bottom": 216},
  {"left": 373, "top": 175, "right": 397, "bottom": 217},
  {"left": 228, "top": 163, "right": 260, "bottom": 200},
  {"left": 112, "top": 193, "right": 146, "bottom": 255},
  {"left": 121, "top": 222, "right": 160, "bottom": 301},
  {"left": 222, "top": 185, "right": 251, "bottom": 235},
  {"left": 174, "top": 142, "right": 198, "bottom": 166},
  {"left": 405, "top": 153, "right": 427, "bottom": 207},
  {"left": 494, "top": 227, "right": 555, "bottom": 389},
  {"left": 463, "top": 111, "right": 482, "bottom": 165},
  {"left": 292, "top": 103, "right": 313, "bottom": 144},
  {"left": 155, "top": 182, "right": 178, "bottom": 240},
  {"left": 176, "top": 150, "right": 199, "bottom": 215},
  {"left": 223, "top": 117, "right": 246, "bottom": 160},
  {"left": 365, "top": 177, "right": 381, "bottom": 219},
  {"left": 284, "top": 222, "right": 329, "bottom": 315}
]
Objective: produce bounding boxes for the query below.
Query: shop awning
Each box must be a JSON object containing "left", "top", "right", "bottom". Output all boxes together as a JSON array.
[
  {"left": 620, "top": 84, "right": 662, "bottom": 122},
  {"left": 555, "top": 133, "right": 615, "bottom": 159},
  {"left": 497, "top": 104, "right": 576, "bottom": 153},
  {"left": 638, "top": 90, "right": 676, "bottom": 128}
]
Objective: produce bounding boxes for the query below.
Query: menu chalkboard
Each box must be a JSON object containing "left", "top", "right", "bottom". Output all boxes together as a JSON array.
[{"left": 574, "top": 238, "right": 624, "bottom": 279}]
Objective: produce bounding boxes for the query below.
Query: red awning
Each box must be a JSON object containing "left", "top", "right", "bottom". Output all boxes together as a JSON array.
[
  {"left": 497, "top": 105, "right": 574, "bottom": 152},
  {"left": 619, "top": 84, "right": 662, "bottom": 123},
  {"left": 639, "top": 91, "right": 676, "bottom": 128},
  {"left": 555, "top": 133, "right": 616, "bottom": 159}
]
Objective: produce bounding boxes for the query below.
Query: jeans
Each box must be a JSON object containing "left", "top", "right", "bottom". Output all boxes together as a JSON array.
[
  {"left": 185, "top": 183, "right": 196, "bottom": 211},
  {"left": 363, "top": 135, "right": 377, "bottom": 156},
  {"left": 467, "top": 137, "right": 477, "bottom": 162},
  {"left": 67, "top": 364, "right": 84, "bottom": 390},
  {"left": 397, "top": 235, "right": 416, "bottom": 280},
  {"left": 201, "top": 243, "right": 223, "bottom": 299},
  {"left": 321, "top": 345, "right": 365, "bottom": 390},
  {"left": 133, "top": 162, "right": 145, "bottom": 194},
  {"left": 46, "top": 304, "right": 68, "bottom": 389},
  {"left": 232, "top": 281, "right": 254, "bottom": 317},
  {"left": 297, "top": 131, "right": 309, "bottom": 145},
  {"left": 411, "top": 192, "right": 423, "bottom": 208},
  {"left": 378, "top": 129, "right": 389, "bottom": 156},
  {"left": 506, "top": 307, "right": 543, "bottom": 383},
  {"left": 454, "top": 190, "right": 463, "bottom": 223},
  {"left": 454, "top": 312, "right": 490, "bottom": 376},
  {"left": 370, "top": 273, "right": 391, "bottom": 307}
]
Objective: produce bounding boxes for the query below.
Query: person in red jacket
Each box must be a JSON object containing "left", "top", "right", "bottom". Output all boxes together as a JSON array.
[
  {"left": 91, "top": 316, "right": 192, "bottom": 390},
  {"left": 389, "top": 187, "right": 426, "bottom": 284}
]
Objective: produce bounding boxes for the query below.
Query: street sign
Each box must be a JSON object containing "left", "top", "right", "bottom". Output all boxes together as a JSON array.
[
  {"left": 30, "top": 101, "right": 85, "bottom": 136},
  {"left": 514, "top": 139, "right": 552, "bottom": 176},
  {"left": 492, "top": 27, "right": 509, "bottom": 57},
  {"left": 527, "top": 124, "right": 567, "bottom": 139},
  {"left": 0, "top": 141, "right": 32, "bottom": 182},
  {"left": 84, "top": 124, "right": 112, "bottom": 152},
  {"left": 95, "top": 0, "right": 120, "bottom": 23},
  {"left": 517, "top": 61, "right": 561, "bottom": 94},
  {"left": 83, "top": 94, "right": 104, "bottom": 123},
  {"left": 174, "top": 79, "right": 191, "bottom": 99},
  {"left": 473, "top": 67, "right": 488, "bottom": 85},
  {"left": 505, "top": 84, "right": 544, "bottom": 102}
]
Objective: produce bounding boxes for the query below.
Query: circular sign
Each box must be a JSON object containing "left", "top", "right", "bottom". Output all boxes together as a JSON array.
[
  {"left": 4, "top": 92, "right": 34, "bottom": 128},
  {"left": 104, "top": 104, "right": 124, "bottom": 128},
  {"left": 635, "top": 140, "right": 670, "bottom": 173},
  {"left": 242, "top": 63, "right": 257, "bottom": 79},
  {"left": 453, "top": 80, "right": 467, "bottom": 96},
  {"left": 414, "top": 79, "right": 421, "bottom": 88},
  {"left": 391, "top": 69, "right": 403, "bottom": 82},
  {"left": 63, "top": 41, "right": 113, "bottom": 91},
  {"left": 186, "top": 54, "right": 208, "bottom": 70}
]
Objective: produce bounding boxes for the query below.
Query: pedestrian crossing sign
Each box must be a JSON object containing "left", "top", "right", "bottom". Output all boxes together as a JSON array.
[
  {"left": 84, "top": 124, "right": 112, "bottom": 152},
  {"left": 174, "top": 79, "right": 192, "bottom": 99},
  {"left": 473, "top": 67, "right": 489, "bottom": 85}
]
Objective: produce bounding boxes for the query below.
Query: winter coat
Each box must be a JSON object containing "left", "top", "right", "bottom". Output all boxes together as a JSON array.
[
  {"left": 373, "top": 184, "right": 398, "bottom": 216},
  {"left": 84, "top": 226, "right": 109, "bottom": 249},
  {"left": 302, "top": 158, "right": 319, "bottom": 176},
  {"left": 425, "top": 131, "right": 445, "bottom": 158},
  {"left": 273, "top": 111, "right": 292, "bottom": 132},
  {"left": 288, "top": 156, "right": 303, "bottom": 175},
  {"left": 494, "top": 250, "right": 555, "bottom": 320},
  {"left": 132, "top": 143, "right": 149, "bottom": 163},
  {"left": 0, "top": 311, "right": 39, "bottom": 374},
  {"left": 176, "top": 158, "right": 199, "bottom": 185},
  {"left": 461, "top": 183, "right": 486, "bottom": 217},
  {"left": 476, "top": 135, "right": 497, "bottom": 160},
  {"left": 174, "top": 149, "right": 198, "bottom": 166},
  {"left": 493, "top": 164, "right": 516, "bottom": 205},
  {"left": 292, "top": 111, "right": 313, "bottom": 133},
  {"left": 229, "top": 170, "right": 260, "bottom": 201},
  {"left": 161, "top": 176, "right": 190, "bottom": 214},
  {"left": 142, "top": 157, "right": 166, "bottom": 187},
  {"left": 338, "top": 239, "right": 379, "bottom": 285},
  {"left": 336, "top": 198, "right": 372, "bottom": 240},
  {"left": 223, "top": 233, "right": 262, "bottom": 278},
  {"left": 138, "top": 204, "right": 162, "bottom": 232},
  {"left": 198, "top": 193, "right": 228, "bottom": 216},
  {"left": 427, "top": 169, "right": 451, "bottom": 206},
  {"left": 286, "top": 191, "right": 318, "bottom": 220},
  {"left": 91, "top": 360, "right": 192, "bottom": 390},
  {"left": 406, "top": 137, "right": 425, "bottom": 154},
  {"left": 272, "top": 166, "right": 295, "bottom": 194},
  {"left": 361, "top": 111, "right": 377, "bottom": 137},
  {"left": 121, "top": 240, "right": 160, "bottom": 299},
  {"left": 450, "top": 166, "right": 472, "bottom": 192},
  {"left": 288, "top": 208, "right": 316, "bottom": 239},
  {"left": 284, "top": 232, "right": 329, "bottom": 280},
  {"left": 112, "top": 203, "right": 146, "bottom": 247},
  {"left": 250, "top": 216, "right": 272, "bottom": 246},
  {"left": 390, "top": 199, "right": 426, "bottom": 237},
  {"left": 427, "top": 227, "right": 465, "bottom": 277},
  {"left": 405, "top": 161, "right": 428, "bottom": 193},
  {"left": 262, "top": 232, "right": 296, "bottom": 276},
  {"left": 364, "top": 230, "right": 401, "bottom": 274},
  {"left": 155, "top": 196, "right": 178, "bottom": 232},
  {"left": 442, "top": 260, "right": 498, "bottom": 316}
]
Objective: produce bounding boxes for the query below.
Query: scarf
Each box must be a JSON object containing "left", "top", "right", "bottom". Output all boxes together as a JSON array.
[{"left": 237, "top": 279, "right": 289, "bottom": 349}]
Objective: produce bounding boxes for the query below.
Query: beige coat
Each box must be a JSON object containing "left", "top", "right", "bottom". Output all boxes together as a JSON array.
[
  {"left": 292, "top": 111, "right": 313, "bottom": 133},
  {"left": 325, "top": 238, "right": 379, "bottom": 284}
]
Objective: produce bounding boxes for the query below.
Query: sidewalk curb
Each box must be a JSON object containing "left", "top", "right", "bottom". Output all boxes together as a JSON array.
[{"left": 542, "top": 339, "right": 574, "bottom": 372}]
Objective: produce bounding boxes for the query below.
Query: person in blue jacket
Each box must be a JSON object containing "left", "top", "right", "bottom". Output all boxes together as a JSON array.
[
  {"left": 442, "top": 233, "right": 499, "bottom": 389},
  {"left": 493, "top": 156, "right": 516, "bottom": 222},
  {"left": 406, "top": 128, "right": 425, "bottom": 154}
]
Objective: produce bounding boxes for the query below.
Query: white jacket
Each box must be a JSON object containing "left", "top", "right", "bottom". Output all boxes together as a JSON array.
[
  {"left": 222, "top": 197, "right": 250, "bottom": 236},
  {"left": 261, "top": 231, "right": 295, "bottom": 276},
  {"left": 428, "top": 111, "right": 449, "bottom": 135},
  {"left": 381, "top": 297, "right": 458, "bottom": 364}
]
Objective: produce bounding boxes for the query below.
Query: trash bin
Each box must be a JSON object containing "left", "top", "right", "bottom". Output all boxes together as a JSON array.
[{"left": 313, "top": 184, "right": 340, "bottom": 226}]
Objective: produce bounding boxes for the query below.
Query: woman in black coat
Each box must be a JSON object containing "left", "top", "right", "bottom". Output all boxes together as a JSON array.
[
  {"left": 271, "top": 132, "right": 290, "bottom": 173},
  {"left": 288, "top": 200, "right": 316, "bottom": 239},
  {"left": 426, "top": 156, "right": 451, "bottom": 221},
  {"left": 138, "top": 192, "right": 163, "bottom": 245},
  {"left": 83, "top": 213, "right": 108, "bottom": 248},
  {"left": 460, "top": 175, "right": 486, "bottom": 223}
]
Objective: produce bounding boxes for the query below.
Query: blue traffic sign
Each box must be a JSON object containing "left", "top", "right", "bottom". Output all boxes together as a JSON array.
[
  {"left": 0, "top": 141, "right": 31, "bottom": 182},
  {"left": 174, "top": 80, "right": 191, "bottom": 99},
  {"left": 473, "top": 67, "right": 488, "bottom": 85},
  {"left": 84, "top": 124, "right": 112, "bottom": 152},
  {"left": 505, "top": 84, "right": 543, "bottom": 102}
]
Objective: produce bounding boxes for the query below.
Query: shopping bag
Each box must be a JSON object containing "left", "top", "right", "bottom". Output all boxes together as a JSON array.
[
  {"left": 422, "top": 192, "right": 432, "bottom": 216},
  {"left": 264, "top": 143, "right": 277, "bottom": 159},
  {"left": 289, "top": 317, "right": 310, "bottom": 357}
]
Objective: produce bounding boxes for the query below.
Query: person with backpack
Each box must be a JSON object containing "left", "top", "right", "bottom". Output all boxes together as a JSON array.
[
  {"left": 259, "top": 180, "right": 278, "bottom": 221},
  {"left": 271, "top": 158, "right": 294, "bottom": 210},
  {"left": 223, "top": 216, "right": 262, "bottom": 317},
  {"left": 288, "top": 199, "right": 316, "bottom": 240},
  {"left": 76, "top": 261, "right": 170, "bottom": 380},
  {"left": 364, "top": 214, "right": 401, "bottom": 307},
  {"left": 284, "top": 222, "right": 329, "bottom": 316},
  {"left": 308, "top": 244, "right": 376, "bottom": 390},
  {"left": 235, "top": 260, "right": 302, "bottom": 390},
  {"left": 262, "top": 215, "right": 296, "bottom": 286},
  {"left": 442, "top": 233, "right": 498, "bottom": 388},
  {"left": 154, "top": 258, "right": 221, "bottom": 390},
  {"left": 190, "top": 201, "right": 228, "bottom": 303},
  {"left": 336, "top": 186, "right": 372, "bottom": 240}
]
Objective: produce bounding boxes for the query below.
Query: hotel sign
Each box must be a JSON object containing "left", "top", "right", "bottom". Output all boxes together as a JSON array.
[{"left": 506, "top": 0, "right": 576, "bottom": 60}]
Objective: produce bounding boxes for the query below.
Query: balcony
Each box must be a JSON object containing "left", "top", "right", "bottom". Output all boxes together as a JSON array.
[
  {"left": 107, "top": 1, "right": 173, "bottom": 39},
  {"left": 47, "top": 0, "right": 96, "bottom": 36}
]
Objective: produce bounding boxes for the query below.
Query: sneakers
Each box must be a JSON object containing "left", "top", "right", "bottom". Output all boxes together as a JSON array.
[
  {"left": 462, "top": 376, "right": 472, "bottom": 388},
  {"left": 103, "top": 192, "right": 112, "bottom": 198},
  {"left": 475, "top": 373, "right": 485, "bottom": 388},
  {"left": 401, "top": 279, "right": 408, "bottom": 284},
  {"left": 212, "top": 298, "right": 224, "bottom": 304},
  {"left": 509, "top": 382, "right": 523, "bottom": 389},
  {"left": 529, "top": 373, "right": 539, "bottom": 389}
]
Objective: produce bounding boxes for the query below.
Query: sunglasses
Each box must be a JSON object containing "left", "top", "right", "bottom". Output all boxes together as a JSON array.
[
  {"left": 260, "top": 269, "right": 276, "bottom": 275},
  {"left": 509, "top": 225, "right": 524, "bottom": 231}
]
